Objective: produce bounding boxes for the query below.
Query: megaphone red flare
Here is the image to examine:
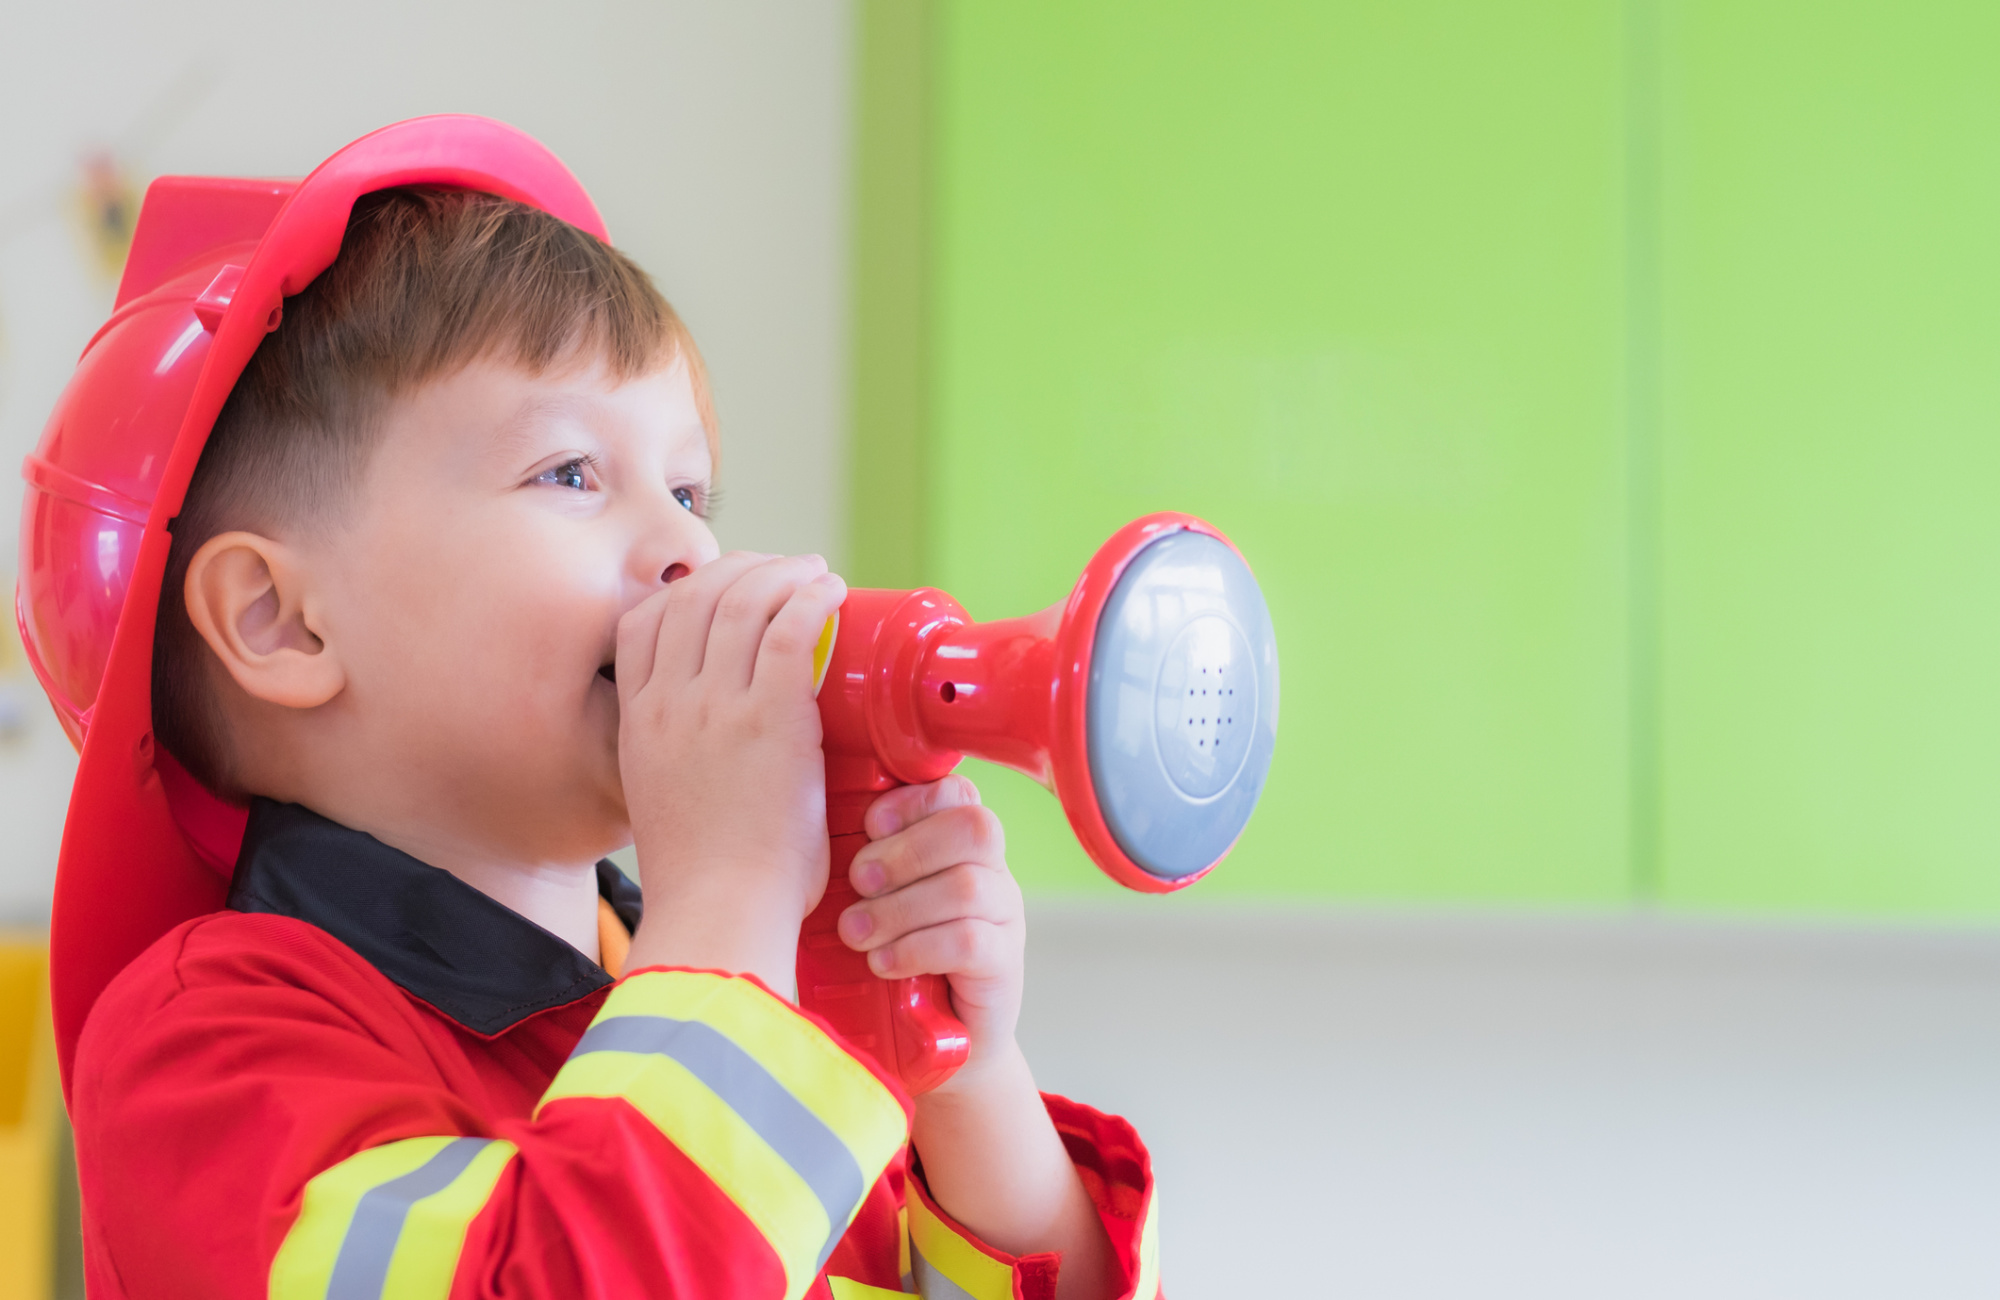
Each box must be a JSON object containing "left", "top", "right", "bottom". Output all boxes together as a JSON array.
[{"left": 800, "top": 512, "right": 1278, "bottom": 1093}]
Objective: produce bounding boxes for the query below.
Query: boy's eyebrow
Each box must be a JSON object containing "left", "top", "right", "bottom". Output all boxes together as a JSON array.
[{"left": 488, "top": 393, "right": 601, "bottom": 464}]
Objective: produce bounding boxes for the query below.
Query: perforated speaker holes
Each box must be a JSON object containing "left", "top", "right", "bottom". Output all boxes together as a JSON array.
[
  {"left": 1184, "top": 668, "right": 1238, "bottom": 747},
  {"left": 1153, "top": 615, "right": 1256, "bottom": 800}
]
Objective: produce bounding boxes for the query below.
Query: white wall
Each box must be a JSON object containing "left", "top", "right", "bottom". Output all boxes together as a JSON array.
[
  {"left": 1022, "top": 903, "right": 2000, "bottom": 1299},
  {"left": 0, "top": 0, "right": 853, "bottom": 919}
]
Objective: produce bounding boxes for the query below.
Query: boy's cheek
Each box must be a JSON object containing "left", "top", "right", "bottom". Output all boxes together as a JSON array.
[{"left": 330, "top": 503, "right": 631, "bottom": 795}]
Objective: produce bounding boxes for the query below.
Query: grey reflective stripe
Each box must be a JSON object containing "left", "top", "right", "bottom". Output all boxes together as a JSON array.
[
  {"left": 325, "top": 1137, "right": 492, "bottom": 1300},
  {"left": 912, "top": 1250, "right": 980, "bottom": 1300},
  {"left": 571, "top": 1015, "right": 867, "bottom": 1267}
]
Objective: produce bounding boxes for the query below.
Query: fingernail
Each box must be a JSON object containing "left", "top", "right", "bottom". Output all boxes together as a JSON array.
[
  {"left": 867, "top": 947, "right": 892, "bottom": 974},
  {"left": 854, "top": 860, "right": 886, "bottom": 895},
  {"left": 840, "top": 908, "right": 873, "bottom": 943}
]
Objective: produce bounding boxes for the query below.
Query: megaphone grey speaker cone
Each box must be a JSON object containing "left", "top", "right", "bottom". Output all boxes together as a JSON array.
[{"left": 1085, "top": 529, "right": 1279, "bottom": 880}]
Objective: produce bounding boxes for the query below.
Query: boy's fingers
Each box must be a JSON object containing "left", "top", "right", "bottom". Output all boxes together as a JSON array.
[
  {"left": 850, "top": 801, "right": 1004, "bottom": 898},
  {"left": 862, "top": 774, "right": 982, "bottom": 842},
  {"left": 615, "top": 585, "right": 674, "bottom": 698},
  {"left": 863, "top": 917, "right": 1014, "bottom": 981},
  {"left": 702, "top": 554, "right": 829, "bottom": 688},
  {"left": 644, "top": 551, "right": 768, "bottom": 687},
  {"left": 838, "top": 861, "right": 1016, "bottom": 952},
  {"left": 750, "top": 571, "right": 846, "bottom": 702}
]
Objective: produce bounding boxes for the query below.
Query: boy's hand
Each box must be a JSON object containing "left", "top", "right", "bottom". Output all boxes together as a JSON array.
[
  {"left": 843, "top": 778, "right": 1118, "bottom": 1298},
  {"left": 616, "top": 552, "right": 846, "bottom": 994},
  {"left": 838, "top": 774, "right": 1026, "bottom": 1089}
]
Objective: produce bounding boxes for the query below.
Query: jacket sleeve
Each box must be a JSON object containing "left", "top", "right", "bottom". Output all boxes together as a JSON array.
[
  {"left": 71, "top": 917, "right": 912, "bottom": 1300},
  {"left": 897, "top": 1094, "right": 1163, "bottom": 1300}
]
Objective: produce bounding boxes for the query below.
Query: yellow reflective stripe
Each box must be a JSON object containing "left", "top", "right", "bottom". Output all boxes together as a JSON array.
[
  {"left": 830, "top": 1280, "right": 913, "bottom": 1300},
  {"left": 590, "top": 969, "right": 905, "bottom": 1169},
  {"left": 539, "top": 971, "right": 907, "bottom": 1300},
  {"left": 271, "top": 1139, "right": 445, "bottom": 1300},
  {"left": 908, "top": 1193, "right": 1015, "bottom": 1300},
  {"left": 543, "top": 1049, "right": 829, "bottom": 1296},
  {"left": 1130, "top": 1188, "right": 1161, "bottom": 1300},
  {"left": 377, "top": 1141, "right": 516, "bottom": 1299},
  {"left": 269, "top": 1135, "right": 516, "bottom": 1300}
]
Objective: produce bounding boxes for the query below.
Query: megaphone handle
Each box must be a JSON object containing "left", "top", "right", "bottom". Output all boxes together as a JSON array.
[{"left": 797, "top": 795, "right": 971, "bottom": 1095}]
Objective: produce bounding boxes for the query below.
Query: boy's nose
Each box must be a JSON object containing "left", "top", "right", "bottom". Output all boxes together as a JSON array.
[{"left": 629, "top": 501, "right": 719, "bottom": 594}]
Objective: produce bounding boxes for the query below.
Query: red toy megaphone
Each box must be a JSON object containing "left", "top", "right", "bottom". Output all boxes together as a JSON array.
[{"left": 800, "top": 512, "right": 1279, "bottom": 1092}]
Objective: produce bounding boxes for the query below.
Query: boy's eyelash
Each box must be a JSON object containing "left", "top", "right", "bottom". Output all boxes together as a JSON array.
[
  {"left": 531, "top": 453, "right": 602, "bottom": 487},
  {"left": 698, "top": 485, "right": 724, "bottom": 518}
]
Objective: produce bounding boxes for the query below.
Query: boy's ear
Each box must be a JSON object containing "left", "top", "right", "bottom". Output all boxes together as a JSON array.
[{"left": 182, "top": 531, "right": 345, "bottom": 709}]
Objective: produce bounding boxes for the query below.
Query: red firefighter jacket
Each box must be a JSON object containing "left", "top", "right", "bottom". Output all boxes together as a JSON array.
[{"left": 70, "top": 800, "right": 1162, "bottom": 1300}]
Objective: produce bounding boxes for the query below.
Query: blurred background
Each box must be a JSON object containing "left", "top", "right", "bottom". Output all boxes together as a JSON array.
[{"left": 4, "top": 1, "right": 1999, "bottom": 1296}]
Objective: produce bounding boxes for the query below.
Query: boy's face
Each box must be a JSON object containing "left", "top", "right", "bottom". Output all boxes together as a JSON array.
[{"left": 305, "top": 354, "right": 718, "bottom": 865}]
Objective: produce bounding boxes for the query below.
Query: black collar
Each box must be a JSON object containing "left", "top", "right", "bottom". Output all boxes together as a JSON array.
[{"left": 228, "top": 798, "right": 644, "bottom": 1035}]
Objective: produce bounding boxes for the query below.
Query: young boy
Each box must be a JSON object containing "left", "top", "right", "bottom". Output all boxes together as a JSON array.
[{"left": 25, "top": 119, "right": 1158, "bottom": 1299}]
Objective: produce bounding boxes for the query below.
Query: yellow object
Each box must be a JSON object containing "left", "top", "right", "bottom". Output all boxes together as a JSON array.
[
  {"left": 595, "top": 896, "right": 630, "bottom": 979},
  {"left": 812, "top": 611, "right": 840, "bottom": 696},
  {"left": 0, "top": 573, "right": 21, "bottom": 675},
  {"left": 70, "top": 153, "right": 138, "bottom": 285},
  {"left": 0, "top": 937, "right": 57, "bottom": 1300}
]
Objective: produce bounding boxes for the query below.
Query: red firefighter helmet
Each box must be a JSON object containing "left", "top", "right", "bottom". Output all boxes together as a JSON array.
[{"left": 15, "top": 116, "right": 608, "bottom": 1088}]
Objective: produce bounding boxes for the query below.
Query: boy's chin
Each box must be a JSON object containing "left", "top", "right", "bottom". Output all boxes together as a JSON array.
[
  {"left": 479, "top": 747, "right": 628, "bottom": 863},
  {"left": 525, "top": 793, "right": 630, "bottom": 867}
]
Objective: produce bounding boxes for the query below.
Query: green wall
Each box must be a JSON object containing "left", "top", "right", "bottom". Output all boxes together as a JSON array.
[
  {"left": 1656, "top": 2, "right": 2000, "bottom": 912},
  {"left": 851, "top": 1, "right": 2000, "bottom": 911}
]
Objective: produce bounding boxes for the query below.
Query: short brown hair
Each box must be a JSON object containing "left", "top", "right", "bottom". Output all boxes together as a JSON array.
[{"left": 153, "top": 186, "right": 711, "bottom": 795}]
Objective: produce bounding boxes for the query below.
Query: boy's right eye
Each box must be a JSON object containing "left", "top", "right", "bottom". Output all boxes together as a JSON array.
[{"left": 531, "top": 456, "right": 599, "bottom": 492}]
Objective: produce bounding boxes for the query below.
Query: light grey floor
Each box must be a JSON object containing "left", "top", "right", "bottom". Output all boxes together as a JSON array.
[{"left": 1016, "top": 903, "right": 2000, "bottom": 1299}]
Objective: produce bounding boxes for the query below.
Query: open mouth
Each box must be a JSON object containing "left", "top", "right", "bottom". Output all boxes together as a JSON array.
[{"left": 597, "top": 662, "right": 616, "bottom": 685}]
